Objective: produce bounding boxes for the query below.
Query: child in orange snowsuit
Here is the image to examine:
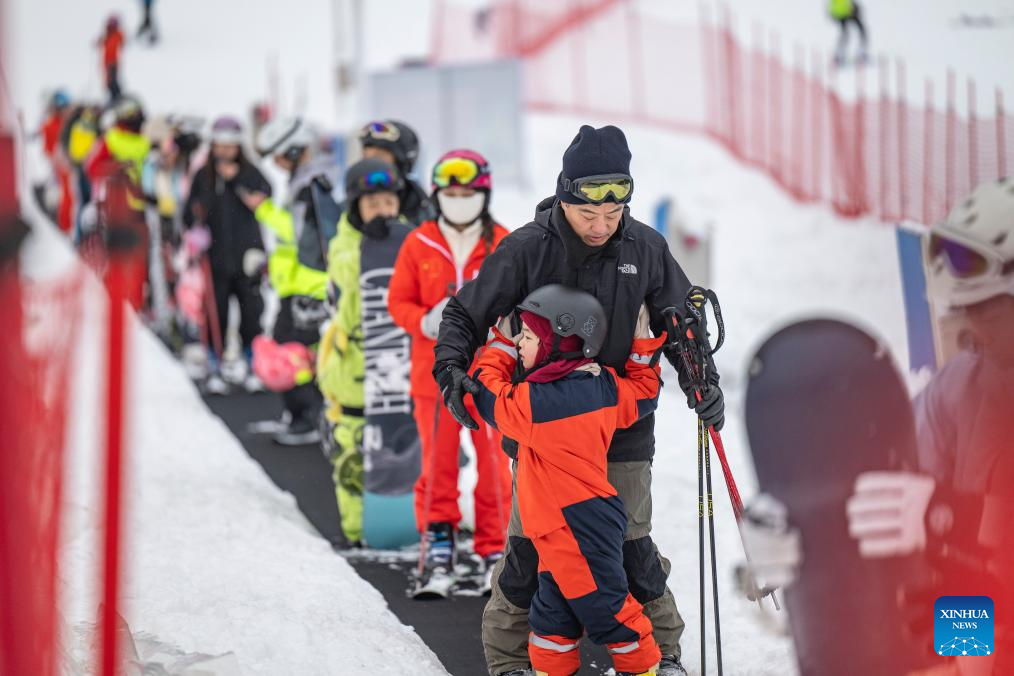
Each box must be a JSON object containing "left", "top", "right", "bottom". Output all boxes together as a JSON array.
[{"left": 467, "top": 286, "right": 664, "bottom": 676}]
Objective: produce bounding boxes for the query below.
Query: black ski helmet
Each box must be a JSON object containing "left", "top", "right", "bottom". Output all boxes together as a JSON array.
[
  {"left": 358, "top": 120, "right": 420, "bottom": 176},
  {"left": 517, "top": 284, "right": 608, "bottom": 359},
  {"left": 344, "top": 158, "right": 404, "bottom": 224}
]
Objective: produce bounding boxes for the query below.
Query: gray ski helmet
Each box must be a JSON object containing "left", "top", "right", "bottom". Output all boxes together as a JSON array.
[
  {"left": 517, "top": 284, "right": 608, "bottom": 358},
  {"left": 359, "top": 120, "right": 420, "bottom": 175},
  {"left": 344, "top": 158, "right": 405, "bottom": 209}
]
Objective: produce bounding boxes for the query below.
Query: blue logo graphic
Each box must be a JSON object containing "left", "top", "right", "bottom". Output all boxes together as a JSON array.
[{"left": 934, "top": 596, "right": 994, "bottom": 657}]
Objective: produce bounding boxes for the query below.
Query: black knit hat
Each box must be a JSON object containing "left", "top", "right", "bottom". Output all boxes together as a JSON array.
[{"left": 556, "top": 125, "right": 632, "bottom": 204}]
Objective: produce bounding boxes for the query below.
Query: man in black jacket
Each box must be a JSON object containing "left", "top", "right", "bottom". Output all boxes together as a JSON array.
[{"left": 434, "top": 125, "right": 724, "bottom": 676}]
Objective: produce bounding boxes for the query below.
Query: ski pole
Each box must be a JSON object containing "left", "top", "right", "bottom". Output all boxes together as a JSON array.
[
  {"left": 703, "top": 417, "right": 724, "bottom": 675},
  {"left": 664, "top": 293, "right": 777, "bottom": 611},
  {"left": 697, "top": 416, "right": 706, "bottom": 676}
]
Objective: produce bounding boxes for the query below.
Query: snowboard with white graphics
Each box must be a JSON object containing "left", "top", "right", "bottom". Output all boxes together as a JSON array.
[{"left": 359, "top": 222, "right": 422, "bottom": 549}]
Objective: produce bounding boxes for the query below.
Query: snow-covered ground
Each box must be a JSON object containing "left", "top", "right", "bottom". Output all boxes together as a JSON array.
[
  {"left": 7, "top": 0, "right": 1010, "bottom": 674},
  {"left": 19, "top": 217, "right": 448, "bottom": 676}
]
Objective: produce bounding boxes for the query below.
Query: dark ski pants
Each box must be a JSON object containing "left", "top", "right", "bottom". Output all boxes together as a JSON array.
[
  {"left": 210, "top": 270, "right": 263, "bottom": 354},
  {"left": 274, "top": 295, "right": 322, "bottom": 423},
  {"left": 529, "top": 496, "right": 660, "bottom": 675},
  {"left": 482, "top": 460, "right": 684, "bottom": 675},
  {"left": 835, "top": 6, "right": 868, "bottom": 61},
  {"left": 106, "top": 64, "right": 121, "bottom": 102}
]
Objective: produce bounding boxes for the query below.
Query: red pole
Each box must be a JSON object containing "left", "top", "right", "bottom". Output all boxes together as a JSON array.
[
  {"left": 97, "top": 179, "right": 144, "bottom": 676},
  {"left": 754, "top": 21, "right": 766, "bottom": 164},
  {"left": 720, "top": 3, "right": 735, "bottom": 152},
  {"left": 790, "top": 44, "right": 805, "bottom": 198},
  {"left": 923, "top": 80, "right": 934, "bottom": 224},
  {"left": 878, "top": 56, "right": 888, "bottom": 219},
  {"left": 812, "top": 48, "right": 825, "bottom": 201},
  {"left": 727, "top": 9, "right": 742, "bottom": 156},
  {"left": 700, "top": 2, "right": 716, "bottom": 137},
  {"left": 998, "top": 88, "right": 1008, "bottom": 178},
  {"left": 769, "top": 29, "right": 781, "bottom": 182},
  {"left": 945, "top": 69, "right": 956, "bottom": 215},
  {"left": 968, "top": 78, "right": 978, "bottom": 189},
  {"left": 854, "top": 57, "right": 868, "bottom": 216},
  {"left": 100, "top": 262, "right": 129, "bottom": 676},
  {"left": 896, "top": 59, "right": 908, "bottom": 220}
]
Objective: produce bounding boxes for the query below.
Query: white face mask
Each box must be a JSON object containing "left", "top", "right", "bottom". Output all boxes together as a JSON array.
[{"left": 438, "top": 192, "right": 486, "bottom": 226}]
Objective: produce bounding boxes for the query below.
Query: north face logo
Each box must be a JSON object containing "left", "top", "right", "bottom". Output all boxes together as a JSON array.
[{"left": 618, "top": 264, "right": 638, "bottom": 275}]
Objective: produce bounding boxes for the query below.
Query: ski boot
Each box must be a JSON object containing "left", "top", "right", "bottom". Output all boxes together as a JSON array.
[
  {"left": 478, "top": 551, "right": 502, "bottom": 595},
  {"left": 656, "top": 654, "right": 687, "bottom": 676},
  {"left": 412, "top": 522, "right": 456, "bottom": 599},
  {"left": 273, "top": 415, "right": 320, "bottom": 446}
]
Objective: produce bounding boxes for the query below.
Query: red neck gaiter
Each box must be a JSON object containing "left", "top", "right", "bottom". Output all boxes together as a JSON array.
[{"left": 520, "top": 311, "right": 593, "bottom": 383}]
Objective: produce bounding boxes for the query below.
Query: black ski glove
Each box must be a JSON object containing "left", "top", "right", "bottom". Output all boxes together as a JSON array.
[
  {"left": 434, "top": 360, "right": 479, "bottom": 430},
  {"left": 694, "top": 384, "right": 725, "bottom": 431},
  {"left": 673, "top": 350, "right": 725, "bottom": 431}
]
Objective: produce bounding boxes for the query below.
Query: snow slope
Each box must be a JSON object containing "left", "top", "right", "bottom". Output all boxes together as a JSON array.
[{"left": 19, "top": 218, "right": 448, "bottom": 676}]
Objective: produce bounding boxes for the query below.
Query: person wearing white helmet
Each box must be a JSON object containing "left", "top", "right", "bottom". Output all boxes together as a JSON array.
[
  {"left": 238, "top": 117, "right": 334, "bottom": 445},
  {"left": 845, "top": 178, "right": 1014, "bottom": 672},
  {"left": 733, "top": 180, "right": 1013, "bottom": 674},
  {"left": 183, "top": 116, "right": 272, "bottom": 394}
]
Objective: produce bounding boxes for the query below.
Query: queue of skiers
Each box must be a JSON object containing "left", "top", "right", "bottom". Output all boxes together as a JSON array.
[{"left": 37, "top": 86, "right": 715, "bottom": 673}]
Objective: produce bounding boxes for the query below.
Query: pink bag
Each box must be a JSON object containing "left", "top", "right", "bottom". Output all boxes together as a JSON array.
[
  {"left": 175, "top": 264, "right": 206, "bottom": 326},
  {"left": 252, "top": 335, "right": 314, "bottom": 392}
]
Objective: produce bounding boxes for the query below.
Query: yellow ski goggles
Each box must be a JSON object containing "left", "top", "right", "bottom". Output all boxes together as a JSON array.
[
  {"left": 432, "top": 156, "right": 486, "bottom": 189},
  {"left": 560, "top": 173, "right": 634, "bottom": 204}
]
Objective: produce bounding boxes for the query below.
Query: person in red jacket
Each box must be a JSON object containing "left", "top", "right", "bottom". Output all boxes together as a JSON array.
[
  {"left": 466, "top": 285, "right": 664, "bottom": 676},
  {"left": 388, "top": 149, "right": 512, "bottom": 587},
  {"left": 98, "top": 15, "right": 125, "bottom": 101},
  {"left": 37, "top": 90, "right": 74, "bottom": 233}
]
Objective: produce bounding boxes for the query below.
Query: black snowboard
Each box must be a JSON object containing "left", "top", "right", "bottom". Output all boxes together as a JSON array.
[
  {"left": 359, "top": 223, "right": 422, "bottom": 548},
  {"left": 745, "top": 319, "right": 935, "bottom": 675}
]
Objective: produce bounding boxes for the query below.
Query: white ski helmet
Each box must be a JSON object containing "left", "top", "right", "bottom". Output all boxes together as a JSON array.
[
  {"left": 924, "top": 177, "right": 1014, "bottom": 308},
  {"left": 255, "top": 117, "right": 315, "bottom": 162}
]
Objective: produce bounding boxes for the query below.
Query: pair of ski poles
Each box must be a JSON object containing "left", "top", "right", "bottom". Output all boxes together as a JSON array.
[{"left": 659, "top": 287, "right": 776, "bottom": 676}]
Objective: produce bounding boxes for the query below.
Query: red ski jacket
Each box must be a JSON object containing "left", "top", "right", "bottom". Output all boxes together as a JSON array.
[
  {"left": 388, "top": 218, "right": 508, "bottom": 399},
  {"left": 470, "top": 329, "right": 665, "bottom": 538}
]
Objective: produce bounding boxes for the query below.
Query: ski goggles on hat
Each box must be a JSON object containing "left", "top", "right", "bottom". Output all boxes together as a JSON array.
[
  {"left": 355, "top": 167, "right": 401, "bottom": 192},
  {"left": 561, "top": 173, "right": 634, "bottom": 204},
  {"left": 925, "top": 231, "right": 1014, "bottom": 280},
  {"left": 432, "top": 156, "right": 488, "bottom": 189},
  {"left": 358, "top": 120, "right": 400, "bottom": 143}
]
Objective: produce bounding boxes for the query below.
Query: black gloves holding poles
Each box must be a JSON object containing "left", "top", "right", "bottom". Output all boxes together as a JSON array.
[{"left": 677, "top": 362, "right": 725, "bottom": 431}]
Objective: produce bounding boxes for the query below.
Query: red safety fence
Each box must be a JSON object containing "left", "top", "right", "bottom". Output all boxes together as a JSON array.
[
  {"left": 430, "top": 0, "right": 1014, "bottom": 224},
  {"left": 1, "top": 119, "right": 142, "bottom": 674},
  {"left": 0, "top": 249, "right": 85, "bottom": 676}
]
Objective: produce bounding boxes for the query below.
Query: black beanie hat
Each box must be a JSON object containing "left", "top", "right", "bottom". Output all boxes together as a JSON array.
[{"left": 556, "top": 125, "right": 632, "bottom": 204}]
